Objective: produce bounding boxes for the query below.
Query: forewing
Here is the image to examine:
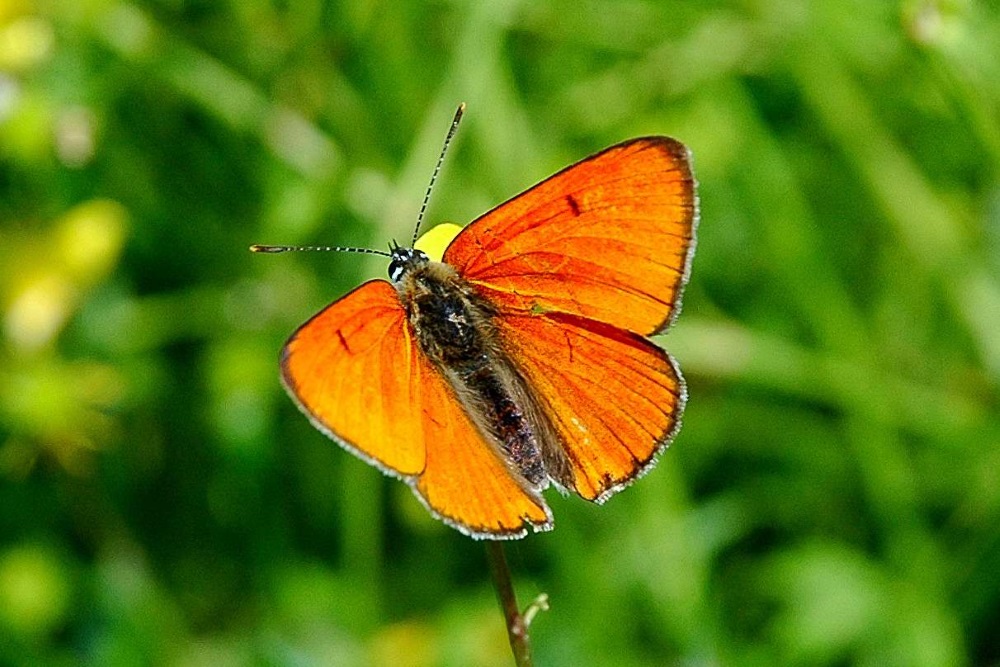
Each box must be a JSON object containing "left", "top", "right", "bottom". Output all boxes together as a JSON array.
[
  {"left": 281, "top": 280, "right": 550, "bottom": 538},
  {"left": 443, "top": 137, "right": 696, "bottom": 336},
  {"left": 281, "top": 280, "right": 427, "bottom": 475},
  {"left": 494, "top": 311, "right": 685, "bottom": 502}
]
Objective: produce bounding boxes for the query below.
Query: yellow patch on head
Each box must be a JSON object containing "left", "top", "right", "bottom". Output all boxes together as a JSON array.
[{"left": 414, "top": 223, "right": 463, "bottom": 262}]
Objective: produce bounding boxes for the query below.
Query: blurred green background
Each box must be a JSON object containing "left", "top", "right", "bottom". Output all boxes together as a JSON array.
[{"left": 2, "top": 0, "right": 999, "bottom": 665}]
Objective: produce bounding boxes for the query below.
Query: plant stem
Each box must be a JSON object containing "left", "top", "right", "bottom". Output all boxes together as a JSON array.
[{"left": 486, "top": 541, "right": 533, "bottom": 667}]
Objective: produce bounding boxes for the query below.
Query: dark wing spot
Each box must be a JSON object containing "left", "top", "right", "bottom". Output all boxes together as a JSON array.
[
  {"left": 336, "top": 329, "right": 350, "bottom": 351},
  {"left": 565, "top": 194, "right": 581, "bottom": 217}
]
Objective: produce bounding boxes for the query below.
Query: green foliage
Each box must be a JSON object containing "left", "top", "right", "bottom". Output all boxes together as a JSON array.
[{"left": 2, "top": 0, "right": 998, "bottom": 664}]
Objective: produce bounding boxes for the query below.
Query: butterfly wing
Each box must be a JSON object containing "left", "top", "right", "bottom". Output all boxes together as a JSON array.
[
  {"left": 443, "top": 137, "right": 696, "bottom": 501},
  {"left": 443, "top": 137, "right": 697, "bottom": 336},
  {"left": 281, "top": 280, "right": 551, "bottom": 538},
  {"left": 493, "top": 311, "right": 684, "bottom": 501}
]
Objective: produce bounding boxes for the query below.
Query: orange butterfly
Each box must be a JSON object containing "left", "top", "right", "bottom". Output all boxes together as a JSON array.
[{"left": 257, "top": 110, "right": 697, "bottom": 539}]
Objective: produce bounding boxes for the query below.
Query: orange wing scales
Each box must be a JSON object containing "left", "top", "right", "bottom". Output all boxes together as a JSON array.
[
  {"left": 496, "top": 312, "right": 685, "bottom": 502},
  {"left": 282, "top": 281, "right": 427, "bottom": 476},
  {"left": 281, "top": 280, "right": 551, "bottom": 538},
  {"left": 444, "top": 137, "right": 696, "bottom": 336}
]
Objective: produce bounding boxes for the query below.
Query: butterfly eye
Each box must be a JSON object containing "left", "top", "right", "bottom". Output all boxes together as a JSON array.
[{"left": 388, "top": 248, "right": 429, "bottom": 283}]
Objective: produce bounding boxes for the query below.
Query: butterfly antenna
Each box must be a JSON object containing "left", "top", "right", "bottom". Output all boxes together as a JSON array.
[
  {"left": 411, "top": 103, "right": 466, "bottom": 248},
  {"left": 250, "top": 244, "right": 391, "bottom": 257}
]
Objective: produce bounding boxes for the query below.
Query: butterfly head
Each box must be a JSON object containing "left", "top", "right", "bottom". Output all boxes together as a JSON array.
[{"left": 388, "top": 242, "right": 430, "bottom": 284}]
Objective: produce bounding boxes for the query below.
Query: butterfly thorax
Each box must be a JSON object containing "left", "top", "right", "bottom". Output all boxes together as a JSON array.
[{"left": 394, "top": 258, "right": 552, "bottom": 487}]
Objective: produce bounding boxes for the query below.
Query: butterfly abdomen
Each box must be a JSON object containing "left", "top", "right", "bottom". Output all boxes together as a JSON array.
[{"left": 399, "top": 262, "right": 548, "bottom": 487}]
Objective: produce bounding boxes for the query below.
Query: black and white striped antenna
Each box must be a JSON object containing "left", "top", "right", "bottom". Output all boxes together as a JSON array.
[
  {"left": 249, "top": 243, "right": 390, "bottom": 257},
  {"left": 410, "top": 102, "right": 465, "bottom": 248}
]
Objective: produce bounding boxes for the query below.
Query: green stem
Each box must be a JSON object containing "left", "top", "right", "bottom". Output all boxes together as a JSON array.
[{"left": 486, "top": 542, "right": 533, "bottom": 667}]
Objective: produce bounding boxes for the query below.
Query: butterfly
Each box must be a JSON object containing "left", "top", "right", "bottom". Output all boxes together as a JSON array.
[{"left": 257, "top": 111, "right": 697, "bottom": 539}]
